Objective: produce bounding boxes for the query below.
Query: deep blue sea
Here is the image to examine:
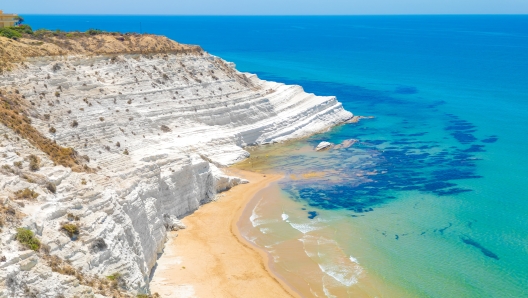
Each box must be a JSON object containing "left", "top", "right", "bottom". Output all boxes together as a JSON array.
[{"left": 25, "top": 15, "right": 528, "bottom": 297}]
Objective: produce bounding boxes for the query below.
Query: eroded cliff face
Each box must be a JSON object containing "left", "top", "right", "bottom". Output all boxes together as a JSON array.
[{"left": 0, "top": 34, "right": 352, "bottom": 297}]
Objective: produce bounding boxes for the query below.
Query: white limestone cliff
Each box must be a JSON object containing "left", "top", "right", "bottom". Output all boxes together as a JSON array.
[{"left": 0, "top": 47, "right": 352, "bottom": 297}]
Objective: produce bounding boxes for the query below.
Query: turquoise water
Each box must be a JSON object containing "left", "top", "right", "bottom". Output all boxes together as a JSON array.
[{"left": 26, "top": 15, "right": 528, "bottom": 297}]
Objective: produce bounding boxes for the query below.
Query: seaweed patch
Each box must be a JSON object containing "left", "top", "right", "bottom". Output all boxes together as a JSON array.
[{"left": 461, "top": 237, "right": 499, "bottom": 260}]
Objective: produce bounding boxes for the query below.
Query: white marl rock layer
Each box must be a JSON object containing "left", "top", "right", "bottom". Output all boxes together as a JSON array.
[{"left": 0, "top": 51, "right": 352, "bottom": 297}]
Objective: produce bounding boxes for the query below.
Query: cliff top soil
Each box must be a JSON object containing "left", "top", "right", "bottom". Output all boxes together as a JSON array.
[{"left": 0, "top": 32, "right": 202, "bottom": 72}]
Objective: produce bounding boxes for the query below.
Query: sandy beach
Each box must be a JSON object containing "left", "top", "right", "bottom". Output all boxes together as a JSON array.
[{"left": 150, "top": 169, "right": 300, "bottom": 298}]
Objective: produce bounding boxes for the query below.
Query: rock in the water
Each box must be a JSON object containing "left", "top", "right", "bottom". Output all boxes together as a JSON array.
[
  {"left": 345, "top": 115, "right": 375, "bottom": 124},
  {"left": 315, "top": 141, "right": 334, "bottom": 151}
]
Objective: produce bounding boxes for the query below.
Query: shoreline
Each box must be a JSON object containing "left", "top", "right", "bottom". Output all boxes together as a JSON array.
[
  {"left": 229, "top": 169, "right": 304, "bottom": 298},
  {"left": 150, "top": 168, "right": 301, "bottom": 298}
]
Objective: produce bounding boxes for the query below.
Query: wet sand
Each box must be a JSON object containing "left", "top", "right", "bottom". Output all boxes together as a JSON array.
[
  {"left": 238, "top": 178, "right": 404, "bottom": 298},
  {"left": 150, "top": 169, "right": 300, "bottom": 298}
]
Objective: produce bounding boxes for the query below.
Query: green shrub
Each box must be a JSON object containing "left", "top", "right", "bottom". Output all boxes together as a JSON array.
[
  {"left": 61, "top": 223, "right": 79, "bottom": 239},
  {"left": 135, "top": 294, "right": 160, "bottom": 298},
  {"left": 16, "top": 228, "right": 41, "bottom": 251},
  {"left": 11, "top": 25, "right": 33, "bottom": 35},
  {"left": 34, "top": 28, "right": 49, "bottom": 35},
  {"left": 13, "top": 161, "right": 23, "bottom": 169},
  {"left": 86, "top": 29, "right": 103, "bottom": 35},
  {"left": 106, "top": 272, "right": 121, "bottom": 281},
  {"left": 0, "top": 28, "right": 22, "bottom": 39}
]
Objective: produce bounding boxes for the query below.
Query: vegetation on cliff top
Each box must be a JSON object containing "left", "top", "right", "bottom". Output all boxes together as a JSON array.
[
  {"left": 1, "top": 24, "right": 118, "bottom": 40},
  {"left": 0, "top": 28, "right": 203, "bottom": 73},
  {"left": 0, "top": 25, "right": 33, "bottom": 39}
]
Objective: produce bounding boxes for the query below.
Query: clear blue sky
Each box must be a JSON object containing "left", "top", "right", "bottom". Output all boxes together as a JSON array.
[{"left": 3, "top": 0, "right": 527, "bottom": 15}]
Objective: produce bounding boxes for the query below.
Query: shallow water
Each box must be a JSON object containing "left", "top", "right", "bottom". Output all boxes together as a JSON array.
[{"left": 26, "top": 15, "right": 528, "bottom": 297}]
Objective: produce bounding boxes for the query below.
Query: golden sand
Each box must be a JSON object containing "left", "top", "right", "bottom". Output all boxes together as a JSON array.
[{"left": 149, "top": 169, "right": 300, "bottom": 298}]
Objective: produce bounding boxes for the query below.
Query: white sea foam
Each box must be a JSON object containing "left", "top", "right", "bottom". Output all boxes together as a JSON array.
[
  {"left": 318, "top": 261, "right": 360, "bottom": 287},
  {"left": 287, "top": 215, "right": 335, "bottom": 234},
  {"left": 259, "top": 227, "right": 273, "bottom": 234},
  {"left": 290, "top": 222, "right": 321, "bottom": 234},
  {"left": 289, "top": 218, "right": 326, "bottom": 234},
  {"left": 322, "top": 282, "right": 337, "bottom": 298},
  {"left": 249, "top": 201, "right": 278, "bottom": 227},
  {"left": 281, "top": 213, "right": 289, "bottom": 221},
  {"left": 264, "top": 240, "right": 286, "bottom": 248},
  {"left": 246, "top": 235, "right": 258, "bottom": 243},
  {"left": 249, "top": 205, "right": 259, "bottom": 227},
  {"left": 309, "top": 287, "right": 320, "bottom": 297},
  {"left": 349, "top": 256, "right": 359, "bottom": 264},
  {"left": 299, "top": 235, "right": 363, "bottom": 288}
]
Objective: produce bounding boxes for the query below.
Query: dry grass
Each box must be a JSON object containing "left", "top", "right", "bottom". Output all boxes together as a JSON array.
[
  {"left": 43, "top": 254, "right": 133, "bottom": 297},
  {"left": 14, "top": 188, "right": 39, "bottom": 200},
  {"left": 1, "top": 33, "right": 203, "bottom": 73},
  {"left": 20, "top": 173, "right": 36, "bottom": 183},
  {"left": 1, "top": 164, "right": 15, "bottom": 174},
  {"left": 28, "top": 154, "right": 40, "bottom": 171},
  {"left": 0, "top": 203, "right": 23, "bottom": 230},
  {"left": 42, "top": 254, "right": 164, "bottom": 297},
  {"left": 0, "top": 91, "right": 91, "bottom": 172},
  {"left": 67, "top": 213, "right": 80, "bottom": 221}
]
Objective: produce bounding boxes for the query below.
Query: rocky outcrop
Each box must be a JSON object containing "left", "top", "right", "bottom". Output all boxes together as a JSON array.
[
  {"left": 0, "top": 35, "right": 352, "bottom": 297},
  {"left": 314, "top": 141, "right": 334, "bottom": 151}
]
